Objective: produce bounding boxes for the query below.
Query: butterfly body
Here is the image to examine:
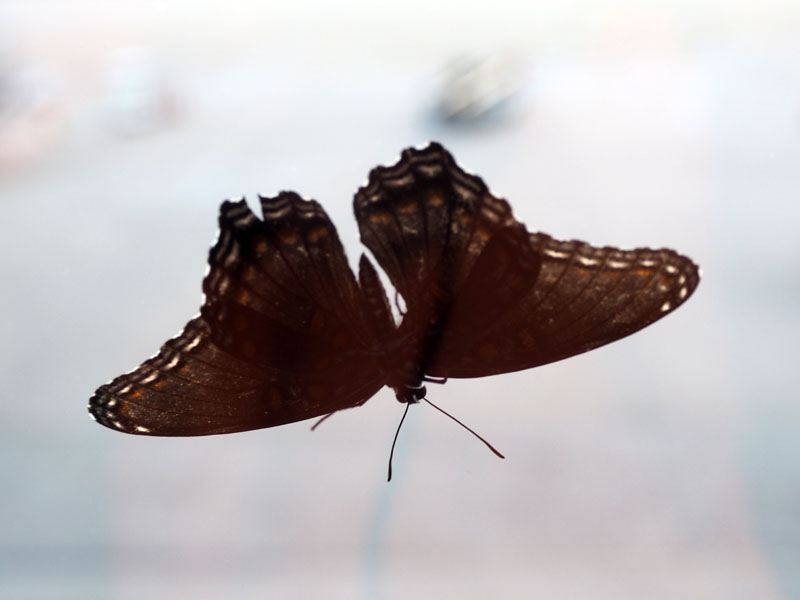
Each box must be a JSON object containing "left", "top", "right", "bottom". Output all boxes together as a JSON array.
[{"left": 89, "top": 143, "right": 699, "bottom": 437}]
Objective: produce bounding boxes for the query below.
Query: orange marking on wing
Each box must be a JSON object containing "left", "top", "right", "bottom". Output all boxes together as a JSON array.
[
  {"left": 370, "top": 212, "right": 392, "bottom": 225},
  {"left": 280, "top": 230, "right": 299, "bottom": 244},
  {"left": 399, "top": 200, "right": 417, "bottom": 214},
  {"left": 307, "top": 226, "right": 329, "bottom": 242},
  {"left": 428, "top": 190, "right": 444, "bottom": 207}
]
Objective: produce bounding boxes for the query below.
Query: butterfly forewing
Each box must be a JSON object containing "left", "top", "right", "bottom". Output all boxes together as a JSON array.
[
  {"left": 89, "top": 195, "right": 386, "bottom": 435},
  {"left": 352, "top": 144, "right": 699, "bottom": 379},
  {"left": 354, "top": 144, "right": 533, "bottom": 364}
]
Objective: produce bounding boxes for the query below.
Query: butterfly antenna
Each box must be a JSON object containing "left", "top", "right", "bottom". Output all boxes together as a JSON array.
[
  {"left": 311, "top": 412, "right": 335, "bottom": 431},
  {"left": 422, "top": 398, "right": 505, "bottom": 459},
  {"left": 387, "top": 402, "right": 412, "bottom": 482}
]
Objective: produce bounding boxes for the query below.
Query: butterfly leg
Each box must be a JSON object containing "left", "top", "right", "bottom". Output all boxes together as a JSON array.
[
  {"left": 310, "top": 391, "right": 376, "bottom": 431},
  {"left": 310, "top": 412, "right": 336, "bottom": 431}
]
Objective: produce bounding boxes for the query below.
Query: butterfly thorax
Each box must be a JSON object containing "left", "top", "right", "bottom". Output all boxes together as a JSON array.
[
  {"left": 382, "top": 298, "right": 451, "bottom": 405},
  {"left": 371, "top": 320, "right": 431, "bottom": 405},
  {"left": 380, "top": 350, "right": 428, "bottom": 404},
  {"left": 358, "top": 254, "right": 443, "bottom": 404}
]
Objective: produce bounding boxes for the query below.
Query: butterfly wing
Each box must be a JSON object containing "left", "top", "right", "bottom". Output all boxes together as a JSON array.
[
  {"left": 89, "top": 195, "right": 385, "bottom": 435},
  {"left": 354, "top": 143, "right": 699, "bottom": 379},
  {"left": 430, "top": 233, "right": 700, "bottom": 377}
]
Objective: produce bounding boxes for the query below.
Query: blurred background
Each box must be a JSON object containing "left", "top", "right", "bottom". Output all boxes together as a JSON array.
[{"left": 1, "top": 1, "right": 798, "bottom": 598}]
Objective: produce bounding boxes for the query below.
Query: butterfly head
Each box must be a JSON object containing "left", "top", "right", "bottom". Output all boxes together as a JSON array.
[{"left": 394, "top": 383, "right": 427, "bottom": 404}]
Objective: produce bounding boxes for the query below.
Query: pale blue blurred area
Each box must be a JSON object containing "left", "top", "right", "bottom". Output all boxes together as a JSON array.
[{"left": 1, "top": 1, "right": 799, "bottom": 598}]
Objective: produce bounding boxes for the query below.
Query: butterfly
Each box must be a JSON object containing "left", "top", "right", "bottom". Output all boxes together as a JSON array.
[{"left": 89, "top": 142, "right": 699, "bottom": 463}]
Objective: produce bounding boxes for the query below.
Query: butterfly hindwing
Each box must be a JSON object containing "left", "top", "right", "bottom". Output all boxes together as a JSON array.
[
  {"left": 89, "top": 196, "right": 385, "bottom": 435},
  {"left": 429, "top": 233, "right": 700, "bottom": 377}
]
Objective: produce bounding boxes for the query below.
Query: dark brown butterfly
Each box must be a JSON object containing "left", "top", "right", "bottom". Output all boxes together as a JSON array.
[{"left": 89, "top": 142, "right": 699, "bottom": 451}]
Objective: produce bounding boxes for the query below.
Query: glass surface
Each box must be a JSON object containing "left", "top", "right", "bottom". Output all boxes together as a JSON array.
[{"left": 1, "top": 1, "right": 798, "bottom": 598}]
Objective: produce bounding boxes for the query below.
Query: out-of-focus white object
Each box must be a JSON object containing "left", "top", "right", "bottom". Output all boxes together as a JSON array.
[
  {"left": 103, "top": 46, "right": 178, "bottom": 136},
  {"left": 436, "top": 53, "right": 528, "bottom": 124},
  {"left": 0, "top": 51, "right": 62, "bottom": 170}
]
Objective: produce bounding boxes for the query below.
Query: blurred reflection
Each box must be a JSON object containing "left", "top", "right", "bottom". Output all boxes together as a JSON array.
[
  {"left": 436, "top": 53, "right": 528, "bottom": 124},
  {"left": 103, "top": 46, "right": 179, "bottom": 137},
  {"left": 0, "top": 47, "right": 62, "bottom": 170}
]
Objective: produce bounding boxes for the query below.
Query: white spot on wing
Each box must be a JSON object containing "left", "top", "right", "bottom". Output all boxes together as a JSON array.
[
  {"left": 418, "top": 164, "right": 443, "bottom": 178},
  {"left": 141, "top": 372, "right": 158, "bottom": 384},
  {"left": 385, "top": 173, "right": 414, "bottom": 188},
  {"left": 185, "top": 335, "right": 202, "bottom": 351},
  {"left": 544, "top": 248, "right": 570, "bottom": 259},
  {"left": 233, "top": 212, "right": 256, "bottom": 227},
  {"left": 661, "top": 300, "right": 671, "bottom": 312},
  {"left": 218, "top": 275, "right": 230, "bottom": 295},
  {"left": 222, "top": 245, "right": 239, "bottom": 268}
]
